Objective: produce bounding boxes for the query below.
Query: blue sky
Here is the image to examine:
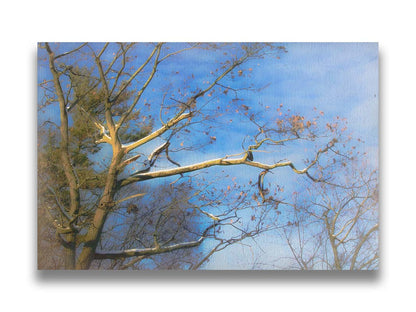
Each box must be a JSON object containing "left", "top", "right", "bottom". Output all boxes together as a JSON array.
[
  {"left": 198, "top": 43, "right": 378, "bottom": 269},
  {"left": 159, "top": 42, "right": 378, "bottom": 164}
]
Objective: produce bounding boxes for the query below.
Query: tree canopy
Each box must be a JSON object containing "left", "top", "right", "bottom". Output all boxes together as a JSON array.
[{"left": 37, "top": 42, "right": 378, "bottom": 270}]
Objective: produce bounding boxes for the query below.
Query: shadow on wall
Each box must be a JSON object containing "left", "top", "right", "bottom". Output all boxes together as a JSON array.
[{"left": 36, "top": 269, "right": 379, "bottom": 285}]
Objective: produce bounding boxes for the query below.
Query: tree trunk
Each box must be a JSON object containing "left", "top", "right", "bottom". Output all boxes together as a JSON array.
[
  {"left": 64, "top": 233, "right": 76, "bottom": 269},
  {"left": 76, "top": 152, "right": 123, "bottom": 269},
  {"left": 45, "top": 43, "right": 81, "bottom": 270}
]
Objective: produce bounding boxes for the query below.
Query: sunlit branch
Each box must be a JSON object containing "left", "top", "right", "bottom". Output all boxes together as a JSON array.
[
  {"left": 115, "top": 192, "right": 146, "bottom": 205},
  {"left": 119, "top": 153, "right": 142, "bottom": 169},
  {"left": 122, "top": 112, "right": 192, "bottom": 153},
  {"left": 191, "top": 204, "right": 220, "bottom": 221},
  {"left": 94, "top": 121, "right": 112, "bottom": 144},
  {"left": 94, "top": 224, "right": 215, "bottom": 260},
  {"left": 119, "top": 141, "right": 332, "bottom": 187},
  {"left": 94, "top": 240, "right": 202, "bottom": 260}
]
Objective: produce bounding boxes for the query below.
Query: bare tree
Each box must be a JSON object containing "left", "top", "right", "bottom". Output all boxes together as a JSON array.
[
  {"left": 277, "top": 160, "right": 379, "bottom": 270},
  {"left": 38, "top": 42, "right": 343, "bottom": 269}
]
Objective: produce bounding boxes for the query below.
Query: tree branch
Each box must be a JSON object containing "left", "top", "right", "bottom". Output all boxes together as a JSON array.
[
  {"left": 158, "top": 43, "right": 200, "bottom": 63},
  {"left": 350, "top": 223, "right": 379, "bottom": 270},
  {"left": 94, "top": 224, "right": 215, "bottom": 260},
  {"left": 120, "top": 48, "right": 253, "bottom": 154},
  {"left": 116, "top": 44, "right": 162, "bottom": 130},
  {"left": 54, "top": 43, "right": 88, "bottom": 60},
  {"left": 109, "top": 43, "right": 132, "bottom": 96},
  {"left": 122, "top": 112, "right": 192, "bottom": 153},
  {"left": 119, "top": 145, "right": 329, "bottom": 187},
  {"left": 111, "top": 43, "right": 161, "bottom": 105},
  {"left": 44, "top": 42, "right": 80, "bottom": 217}
]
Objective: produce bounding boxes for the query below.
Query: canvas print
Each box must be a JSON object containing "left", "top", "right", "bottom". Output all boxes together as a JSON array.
[{"left": 37, "top": 42, "right": 378, "bottom": 270}]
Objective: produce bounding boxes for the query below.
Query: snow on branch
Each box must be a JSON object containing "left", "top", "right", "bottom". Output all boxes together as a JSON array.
[
  {"left": 122, "top": 112, "right": 192, "bottom": 153},
  {"left": 94, "top": 224, "right": 216, "bottom": 260},
  {"left": 119, "top": 139, "right": 333, "bottom": 188}
]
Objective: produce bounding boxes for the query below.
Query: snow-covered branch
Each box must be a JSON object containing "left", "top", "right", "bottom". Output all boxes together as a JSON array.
[
  {"left": 122, "top": 112, "right": 192, "bottom": 153},
  {"left": 118, "top": 145, "right": 329, "bottom": 188},
  {"left": 94, "top": 224, "right": 215, "bottom": 260}
]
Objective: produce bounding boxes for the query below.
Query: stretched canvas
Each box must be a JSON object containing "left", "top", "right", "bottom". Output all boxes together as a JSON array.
[{"left": 37, "top": 42, "right": 378, "bottom": 270}]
